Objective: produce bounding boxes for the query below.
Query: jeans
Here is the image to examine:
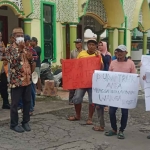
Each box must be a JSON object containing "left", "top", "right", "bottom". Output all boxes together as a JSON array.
[
  {"left": 72, "top": 88, "right": 92, "bottom": 104},
  {"left": 11, "top": 84, "right": 31, "bottom": 127},
  {"left": 109, "top": 107, "right": 128, "bottom": 132},
  {"left": 69, "top": 89, "right": 75, "bottom": 103},
  {"left": 18, "top": 83, "right": 36, "bottom": 112}
]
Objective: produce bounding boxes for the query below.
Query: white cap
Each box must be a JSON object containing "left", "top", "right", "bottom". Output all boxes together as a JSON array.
[
  {"left": 116, "top": 45, "right": 127, "bottom": 52},
  {"left": 32, "top": 72, "right": 38, "bottom": 84}
]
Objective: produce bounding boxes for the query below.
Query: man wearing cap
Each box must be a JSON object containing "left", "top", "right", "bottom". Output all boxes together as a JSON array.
[
  {"left": 105, "top": 45, "right": 136, "bottom": 139},
  {"left": 31, "top": 37, "right": 42, "bottom": 95},
  {"left": 68, "top": 39, "right": 103, "bottom": 125},
  {"left": 60, "top": 39, "right": 84, "bottom": 104},
  {"left": 68, "top": 39, "right": 83, "bottom": 105},
  {"left": 1, "top": 27, "right": 34, "bottom": 133}
]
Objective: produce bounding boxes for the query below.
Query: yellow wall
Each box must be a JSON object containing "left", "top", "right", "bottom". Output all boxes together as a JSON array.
[{"left": 30, "top": 19, "right": 41, "bottom": 47}]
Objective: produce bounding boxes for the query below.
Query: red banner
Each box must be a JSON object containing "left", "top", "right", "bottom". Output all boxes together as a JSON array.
[{"left": 62, "top": 56, "right": 101, "bottom": 89}]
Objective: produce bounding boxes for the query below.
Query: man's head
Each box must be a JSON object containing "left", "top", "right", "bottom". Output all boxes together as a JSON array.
[
  {"left": 24, "top": 35, "right": 31, "bottom": 47},
  {"left": 74, "top": 39, "right": 82, "bottom": 50},
  {"left": 12, "top": 27, "right": 24, "bottom": 44},
  {"left": 31, "top": 37, "right": 38, "bottom": 47},
  {"left": 115, "top": 45, "right": 128, "bottom": 59},
  {"left": 87, "top": 39, "right": 97, "bottom": 53}
]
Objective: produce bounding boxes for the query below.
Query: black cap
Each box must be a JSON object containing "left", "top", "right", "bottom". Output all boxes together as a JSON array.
[
  {"left": 24, "top": 35, "right": 31, "bottom": 42},
  {"left": 31, "top": 37, "right": 38, "bottom": 42},
  {"left": 74, "top": 39, "right": 82, "bottom": 43}
]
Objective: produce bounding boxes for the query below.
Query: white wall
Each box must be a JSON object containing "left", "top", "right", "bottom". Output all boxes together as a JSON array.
[{"left": 0, "top": 7, "right": 18, "bottom": 40}]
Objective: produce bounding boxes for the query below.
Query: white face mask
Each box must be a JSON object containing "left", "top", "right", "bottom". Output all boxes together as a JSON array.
[{"left": 16, "top": 37, "right": 24, "bottom": 44}]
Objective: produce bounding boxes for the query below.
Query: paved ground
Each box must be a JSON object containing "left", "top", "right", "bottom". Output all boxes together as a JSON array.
[{"left": 0, "top": 89, "right": 149, "bottom": 150}]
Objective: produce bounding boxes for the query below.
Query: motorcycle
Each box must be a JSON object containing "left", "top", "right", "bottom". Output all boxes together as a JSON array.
[{"left": 40, "top": 59, "right": 62, "bottom": 87}]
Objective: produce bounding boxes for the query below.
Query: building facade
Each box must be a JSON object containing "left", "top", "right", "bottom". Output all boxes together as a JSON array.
[{"left": 0, "top": 0, "right": 150, "bottom": 64}]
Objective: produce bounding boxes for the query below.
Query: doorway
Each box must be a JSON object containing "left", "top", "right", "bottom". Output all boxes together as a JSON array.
[{"left": 0, "top": 16, "right": 8, "bottom": 47}]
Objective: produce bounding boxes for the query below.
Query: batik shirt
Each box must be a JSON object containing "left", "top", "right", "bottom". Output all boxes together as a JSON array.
[{"left": 3, "top": 44, "right": 32, "bottom": 88}]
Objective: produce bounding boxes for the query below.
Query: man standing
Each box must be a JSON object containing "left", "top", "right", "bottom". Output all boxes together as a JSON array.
[
  {"left": 67, "top": 39, "right": 103, "bottom": 125},
  {"left": 105, "top": 45, "right": 136, "bottom": 139},
  {"left": 2, "top": 28, "right": 33, "bottom": 133},
  {"left": 69, "top": 39, "right": 83, "bottom": 105},
  {"left": 31, "top": 37, "right": 42, "bottom": 95}
]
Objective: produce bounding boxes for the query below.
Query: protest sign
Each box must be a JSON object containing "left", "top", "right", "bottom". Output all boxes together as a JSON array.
[
  {"left": 92, "top": 71, "right": 139, "bottom": 109},
  {"left": 140, "top": 55, "right": 150, "bottom": 89},
  {"left": 144, "top": 72, "right": 150, "bottom": 111},
  {"left": 62, "top": 57, "right": 101, "bottom": 89}
]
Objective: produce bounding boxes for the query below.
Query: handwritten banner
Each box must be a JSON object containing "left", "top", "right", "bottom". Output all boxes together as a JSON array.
[
  {"left": 62, "top": 57, "right": 101, "bottom": 89},
  {"left": 140, "top": 55, "right": 150, "bottom": 89},
  {"left": 92, "top": 71, "right": 139, "bottom": 109},
  {"left": 144, "top": 72, "right": 150, "bottom": 111}
]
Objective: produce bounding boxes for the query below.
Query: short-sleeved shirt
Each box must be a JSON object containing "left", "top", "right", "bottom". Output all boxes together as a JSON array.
[
  {"left": 109, "top": 59, "right": 136, "bottom": 73},
  {"left": 34, "top": 46, "right": 41, "bottom": 67},
  {"left": 4, "top": 44, "right": 32, "bottom": 88},
  {"left": 77, "top": 50, "right": 103, "bottom": 68},
  {"left": 70, "top": 49, "right": 84, "bottom": 59}
]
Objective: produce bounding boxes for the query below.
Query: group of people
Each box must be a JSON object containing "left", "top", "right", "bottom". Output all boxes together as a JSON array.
[
  {"left": 0, "top": 27, "right": 42, "bottom": 133},
  {"left": 66, "top": 38, "right": 136, "bottom": 139}
]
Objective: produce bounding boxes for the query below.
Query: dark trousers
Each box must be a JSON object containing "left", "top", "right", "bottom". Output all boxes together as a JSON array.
[
  {"left": 0, "top": 72, "right": 9, "bottom": 105},
  {"left": 69, "top": 89, "right": 75, "bottom": 103},
  {"left": 109, "top": 107, "right": 128, "bottom": 132},
  {"left": 10, "top": 84, "right": 31, "bottom": 127}
]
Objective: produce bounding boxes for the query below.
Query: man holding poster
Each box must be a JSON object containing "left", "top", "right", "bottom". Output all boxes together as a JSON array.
[
  {"left": 67, "top": 39, "right": 103, "bottom": 125},
  {"left": 105, "top": 45, "right": 136, "bottom": 139}
]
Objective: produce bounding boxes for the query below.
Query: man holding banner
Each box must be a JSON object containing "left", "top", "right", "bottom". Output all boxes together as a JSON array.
[
  {"left": 67, "top": 39, "right": 103, "bottom": 125},
  {"left": 105, "top": 45, "right": 136, "bottom": 139}
]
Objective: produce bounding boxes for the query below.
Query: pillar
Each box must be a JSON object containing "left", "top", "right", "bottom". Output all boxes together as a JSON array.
[
  {"left": 108, "top": 29, "right": 114, "bottom": 55},
  {"left": 62, "top": 24, "right": 66, "bottom": 58},
  {"left": 69, "top": 24, "right": 77, "bottom": 50},
  {"left": 23, "top": 19, "right": 32, "bottom": 36},
  {"left": 118, "top": 29, "right": 124, "bottom": 45},
  {"left": 143, "top": 32, "right": 148, "bottom": 55},
  {"left": 96, "top": 33, "right": 100, "bottom": 43}
]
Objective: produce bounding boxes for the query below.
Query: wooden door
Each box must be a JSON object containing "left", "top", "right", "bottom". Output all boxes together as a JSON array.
[{"left": 0, "top": 16, "right": 8, "bottom": 47}]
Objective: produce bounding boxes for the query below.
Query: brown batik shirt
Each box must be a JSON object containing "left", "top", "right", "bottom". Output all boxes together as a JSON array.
[{"left": 3, "top": 44, "right": 32, "bottom": 88}]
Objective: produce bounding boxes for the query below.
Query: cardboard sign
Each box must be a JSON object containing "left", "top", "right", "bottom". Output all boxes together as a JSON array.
[
  {"left": 144, "top": 72, "right": 150, "bottom": 111},
  {"left": 92, "top": 71, "right": 139, "bottom": 109},
  {"left": 62, "top": 57, "right": 101, "bottom": 89},
  {"left": 140, "top": 55, "right": 150, "bottom": 89}
]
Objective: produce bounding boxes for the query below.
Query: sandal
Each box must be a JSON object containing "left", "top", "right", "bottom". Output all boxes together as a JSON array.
[
  {"left": 105, "top": 130, "right": 117, "bottom": 136},
  {"left": 117, "top": 131, "right": 125, "bottom": 139},
  {"left": 86, "top": 119, "right": 93, "bottom": 125},
  {"left": 92, "top": 126, "right": 104, "bottom": 131},
  {"left": 67, "top": 116, "right": 80, "bottom": 121}
]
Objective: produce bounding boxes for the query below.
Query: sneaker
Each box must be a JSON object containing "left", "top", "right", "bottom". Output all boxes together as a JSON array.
[
  {"left": 22, "top": 123, "right": 31, "bottom": 132},
  {"left": 2, "top": 104, "right": 10, "bottom": 109},
  {"left": 10, "top": 125, "right": 24, "bottom": 133}
]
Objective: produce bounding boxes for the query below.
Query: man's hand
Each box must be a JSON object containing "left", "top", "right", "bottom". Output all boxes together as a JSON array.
[
  {"left": 138, "top": 62, "right": 142, "bottom": 67},
  {"left": 18, "top": 42, "right": 25, "bottom": 52},
  {"left": 60, "top": 58, "right": 63, "bottom": 64},
  {"left": 95, "top": 50, "right": 100, "bottom": 57},
  {"left": 26, "top": 51, "right": 33, "bottom": 61},
  {"left": 143, "top": 75, "right": 146, "bottom": 80}
]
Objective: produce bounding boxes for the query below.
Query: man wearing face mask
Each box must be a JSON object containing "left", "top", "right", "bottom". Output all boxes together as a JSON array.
[
  {"left": 67, "top": 39, "right": 103, "bottom": 125},
  {"left": 1, "top": 28, "right": 33, "bottom": 133}
]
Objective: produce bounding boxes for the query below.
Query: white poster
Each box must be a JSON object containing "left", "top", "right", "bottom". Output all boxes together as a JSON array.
[
  {"left": 92, "top": 71, "right": 139, "bottom": 109},
  {"left": 144, "top": 72, "right": 150, "bottom": 111},
  {"left": 140, "top": 55, "right": 150, "bottom": 89}
]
